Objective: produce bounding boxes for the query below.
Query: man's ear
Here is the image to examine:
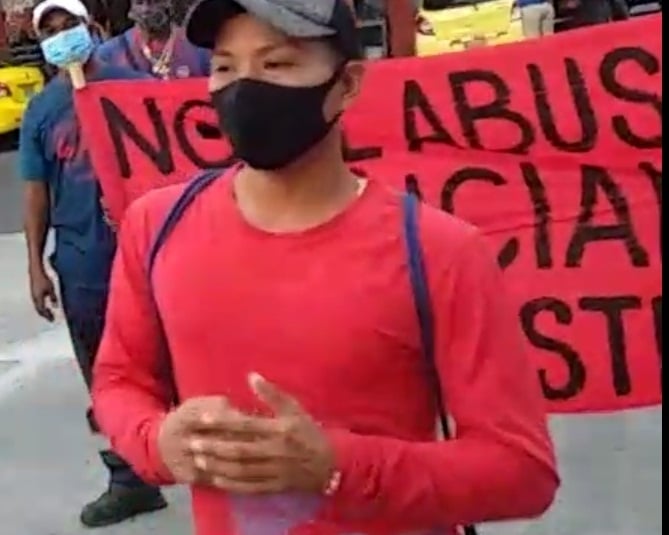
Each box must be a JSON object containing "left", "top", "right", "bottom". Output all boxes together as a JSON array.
[{"left": 340, "top": 60, "right": 365, "bottom": 110}]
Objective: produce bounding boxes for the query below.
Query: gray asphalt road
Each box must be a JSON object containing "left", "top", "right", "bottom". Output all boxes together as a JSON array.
[
  {"left": 0, "top": 150, "right": 54, "bottom": 347},
  {"left": 0, "top": 351, "right": 661, "bottom": 535},
  {"left": 0, "top": 148, "right": 662, "bottom": 535},
  {"left": 0, "top": 150, "right": 21, "bottom": 235}
]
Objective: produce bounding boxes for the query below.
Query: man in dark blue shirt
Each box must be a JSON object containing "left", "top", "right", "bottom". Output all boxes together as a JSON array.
[
  {"left": 19, "top": 0, "right": 167, "bottom": 527},
  {"left": 95, "top": 0, "right": 210, "bottom": 79}
]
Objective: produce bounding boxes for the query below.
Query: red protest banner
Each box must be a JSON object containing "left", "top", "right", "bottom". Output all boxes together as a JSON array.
[
  {"left": 75, "top": 15, "right": 662, "bottom": 221},
  {"left": 74, "top": 15, "right": 662, "bottom": 413},
  {"left": 357, "top": 149, "right": 661, "bottom": 413}
]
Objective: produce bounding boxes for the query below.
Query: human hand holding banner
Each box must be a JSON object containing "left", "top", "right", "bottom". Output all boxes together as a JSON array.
[{"left": 74, "top": 16, "right": 662, "bottom": 413}]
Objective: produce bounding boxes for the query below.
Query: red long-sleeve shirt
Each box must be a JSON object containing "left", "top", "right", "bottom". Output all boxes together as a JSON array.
[{"left": 93, "top": 173, "right": 558, "bottom": 535}]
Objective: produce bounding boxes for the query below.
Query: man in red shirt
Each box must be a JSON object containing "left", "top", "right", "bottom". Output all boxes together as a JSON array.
[{"left": 92, "top": 0, "right": 560, "bottom": 533}]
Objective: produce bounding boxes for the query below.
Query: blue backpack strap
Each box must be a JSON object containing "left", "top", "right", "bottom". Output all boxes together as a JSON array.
[
  {"left": 402, "top": 192, "right": 478, "bottom": 535},
  {"left": 402, "top": 192, "right": 449, "bottom": 435},
  {"left": 147, "top": 169, "right": 222, "bottom": 277},
  {"left": 146, "top": 168, "right": 223, "bottom": 404}
]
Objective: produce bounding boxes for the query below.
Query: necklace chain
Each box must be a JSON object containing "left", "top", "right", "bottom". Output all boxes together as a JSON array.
[{"left": 141, "top": 29, "right": 176, "bottom": 79}]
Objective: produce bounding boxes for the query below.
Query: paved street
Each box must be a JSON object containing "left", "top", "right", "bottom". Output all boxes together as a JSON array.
[{"left": 0, "top": 148, "right": 662, "bottom": 535}]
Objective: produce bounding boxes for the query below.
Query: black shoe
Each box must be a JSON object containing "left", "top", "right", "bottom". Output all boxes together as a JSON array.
[{"left": 79, "top": 484, "right": 168, "bottom": 528}]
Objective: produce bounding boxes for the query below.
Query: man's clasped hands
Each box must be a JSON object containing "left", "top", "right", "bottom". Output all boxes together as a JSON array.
[{"left": 157, "top": 373, "right": 336, "bottom": 494}]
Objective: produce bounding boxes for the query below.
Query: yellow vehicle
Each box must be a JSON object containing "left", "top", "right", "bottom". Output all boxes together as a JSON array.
[
  {"left": 416, "top": 0, "right": 524, "bottom": 57},
  {"left": 0, "top": 64, "right": 44, "bottom": 134}
]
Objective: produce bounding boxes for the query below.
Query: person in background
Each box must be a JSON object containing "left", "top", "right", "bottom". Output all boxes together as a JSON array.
[
  {"left": 83, "top": 0, "right": 132, "bottom": 37},
  {"left": 387, "top": 0, "right": 417, "bottom": 56},
  {"left": 172, "top": 0, "right": 197, "bottom": 23},
  {"left": 610, "top": 0, "right": 631, "bottom": 20},
  {"left": 555, "top": 0, "right": 628, "bottom": 31},
  {"left": 374, "top": 0, "right": 416, "bottom": 56},
  {"left": 94, "top": 0, "right": 209, "bottom": 79},
  {"left": 18, "top": 0, "right": 167, "bottom": 527},
  {"left": 518, "top": 0, "right": 555, "bottom": 38},
  {"left": 89, "top": 17, "right": 109, "bottom": 42},
  {"left": 1, "top": 0, "right": 38, "bottom": 46},
  {"left": 92, "top": 0, "right": 559, "bottom": 534}
]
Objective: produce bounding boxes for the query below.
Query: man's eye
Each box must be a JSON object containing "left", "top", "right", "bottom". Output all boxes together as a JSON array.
[
  {"left": 264, "top": 61, "right": 293, "bottom": 70},
  {"left": 214, "top": 65, "right": 231, "bottom": 73}
]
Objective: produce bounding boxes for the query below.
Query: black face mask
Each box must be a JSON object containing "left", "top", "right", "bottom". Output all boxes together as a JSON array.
[{"left": 210, "top": 69, "right": 342, "bottom": 170}]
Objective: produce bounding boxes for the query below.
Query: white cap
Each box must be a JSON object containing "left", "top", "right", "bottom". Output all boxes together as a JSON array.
[{"left": 32, "top": 0, "right": 90, "bottom": 33}]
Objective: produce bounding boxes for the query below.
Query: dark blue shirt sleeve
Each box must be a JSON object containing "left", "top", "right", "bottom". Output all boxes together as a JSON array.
[
  {"left": 18, "top": 101, "right": 48, "bottom": 182},
  {"left": 94, "top": 40, "right": 114, "bottom": 63}
]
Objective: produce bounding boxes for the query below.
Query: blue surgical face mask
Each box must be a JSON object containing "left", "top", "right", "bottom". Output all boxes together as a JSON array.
[{"left": 40, "top": 24, "right": 95, "bottom": 68}]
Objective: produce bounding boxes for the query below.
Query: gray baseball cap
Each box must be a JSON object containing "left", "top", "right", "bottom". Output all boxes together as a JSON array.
[{"left": 185, "top": 0, "right": 361, "bottom": 59}]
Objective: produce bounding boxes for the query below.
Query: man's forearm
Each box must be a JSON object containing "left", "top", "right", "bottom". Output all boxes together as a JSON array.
[
  {"left": 25, "top": 218, "right": 48, "bottom": 269},
  {"left": 23, "top": 185, "right": 50, "bottom": 271},
  {"left": 323, "top": 429, "right": 558, "bottom": 527}
]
